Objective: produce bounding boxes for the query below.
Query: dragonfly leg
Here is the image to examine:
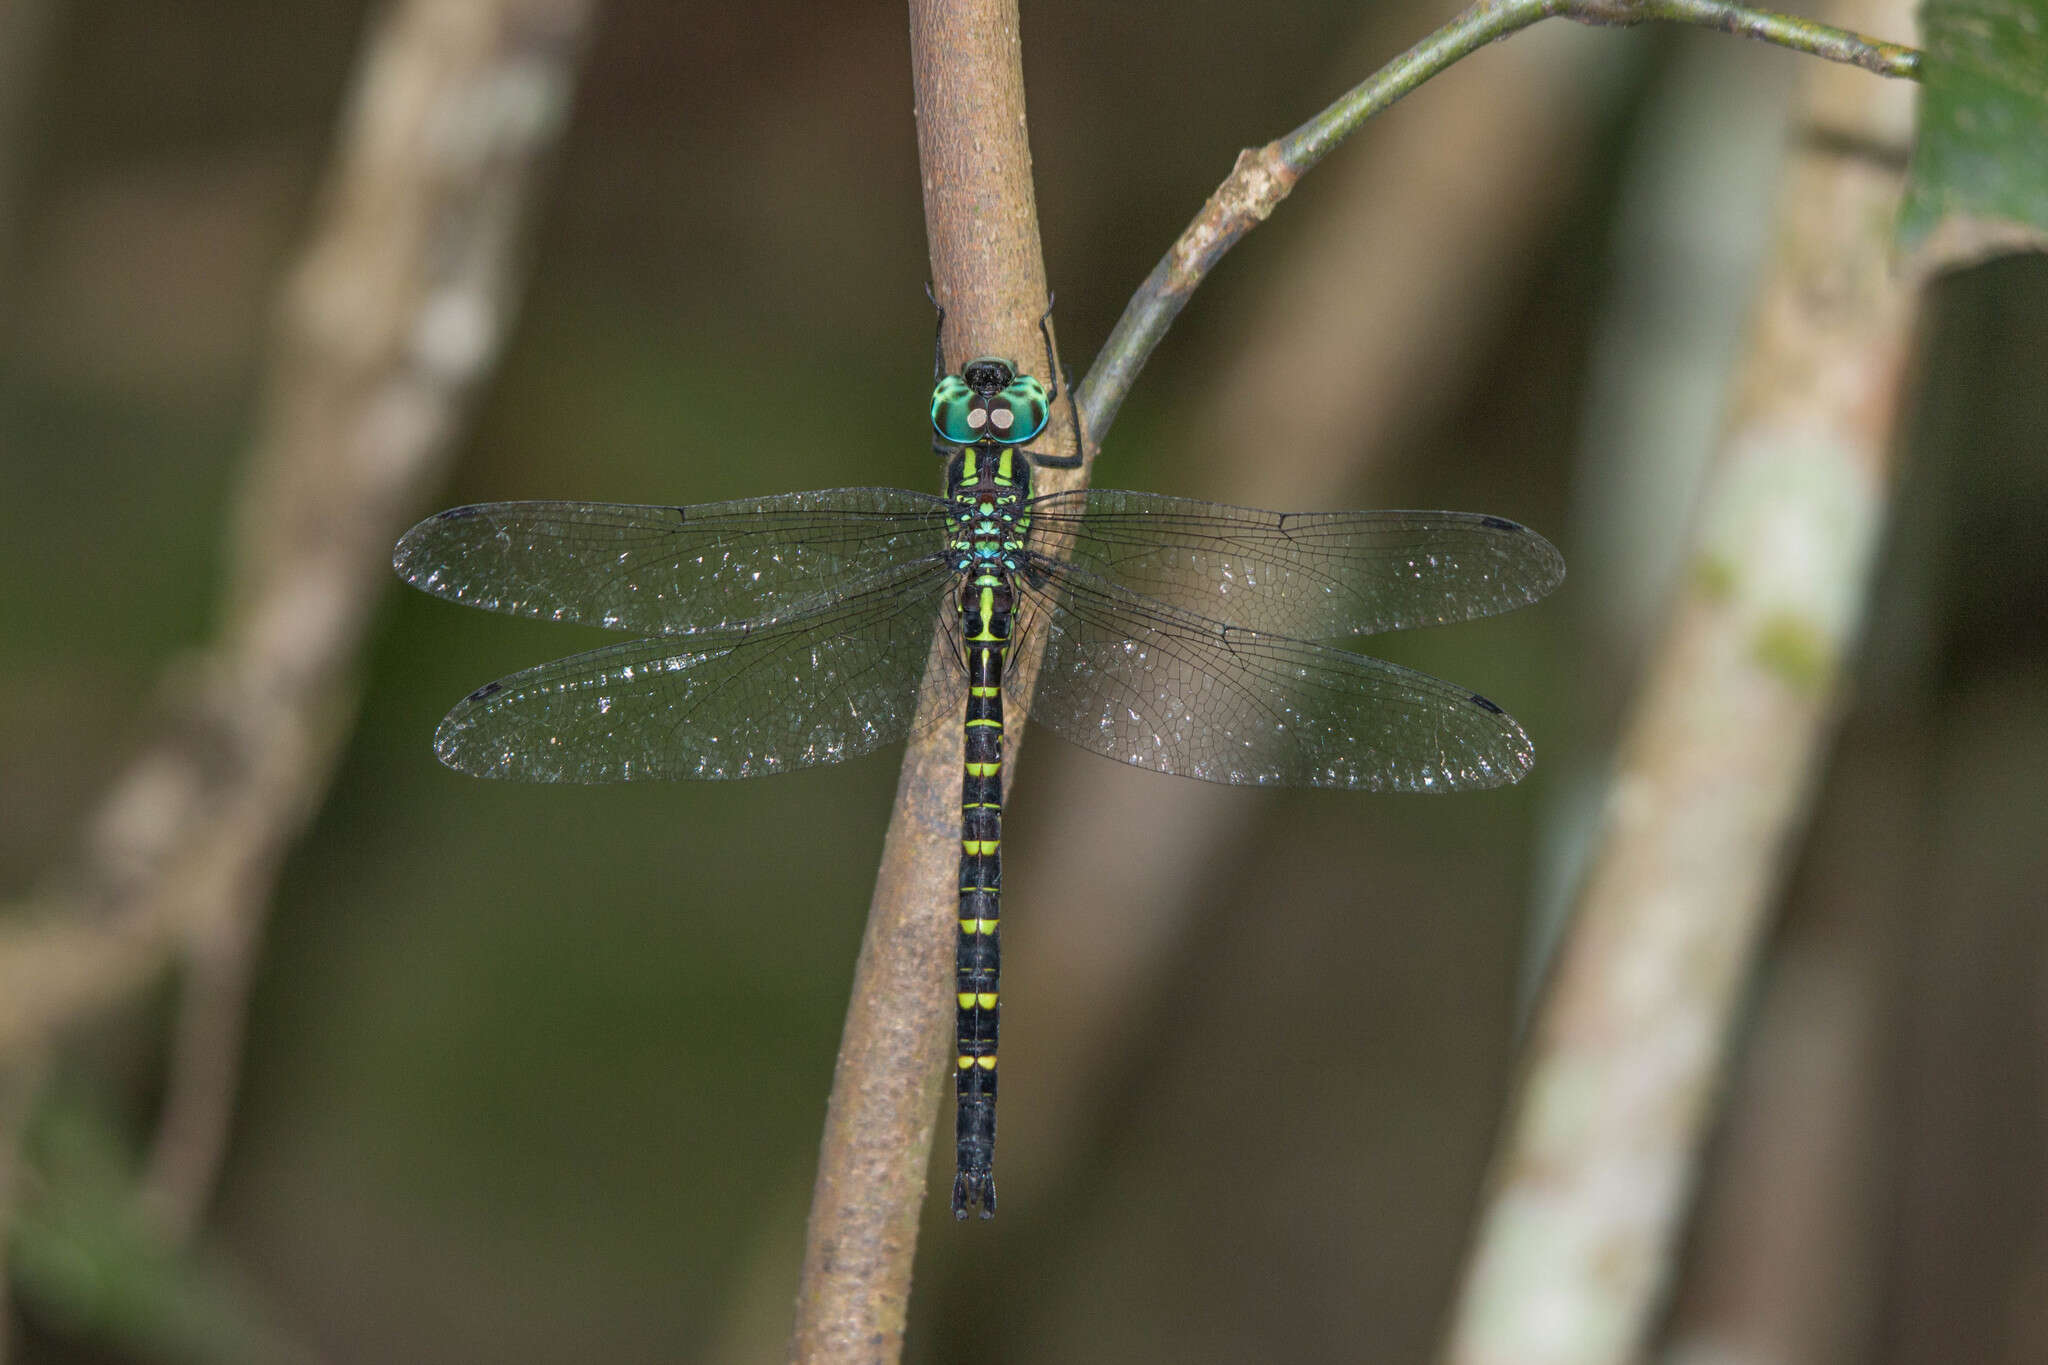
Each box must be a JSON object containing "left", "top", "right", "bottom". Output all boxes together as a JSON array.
[
  {"left": 926, "top": 280, "right": 948, "bottom": 381},
  {"left": 1031, "top": 290, "right": 1087, "bottom": 469}
]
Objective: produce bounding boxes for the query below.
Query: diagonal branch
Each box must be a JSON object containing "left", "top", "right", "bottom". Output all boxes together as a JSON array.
[{"left": 1079, "top": 0, "right": 1919, "bottom": 444}]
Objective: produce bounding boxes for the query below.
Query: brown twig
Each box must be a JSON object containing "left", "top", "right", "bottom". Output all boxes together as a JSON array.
[
  {"left": 1436, "top": 0, "right": 1926, "bottom": 1359},
  {"left": 788, "top": 5, "right": 1087, "bottom": 1359},
  {"left": 0, "top": 0, "right": 594, "bottom": 1265},
  {"left": 140, "top": 904, "right": 265, "bottom": 1241}
]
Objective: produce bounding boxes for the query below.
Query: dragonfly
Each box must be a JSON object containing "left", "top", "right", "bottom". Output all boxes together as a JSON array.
[{"left": 392, "top": 303, "right": 1563, "bottom": 1219}]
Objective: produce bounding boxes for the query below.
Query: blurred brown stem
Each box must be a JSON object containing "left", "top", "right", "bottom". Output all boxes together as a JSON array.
[
  {"left": 0, "top": 0, "right": 594, "bottom": 1284},
  {"left": 141, "top": 906, "right": 265, "bottom": 1241}
]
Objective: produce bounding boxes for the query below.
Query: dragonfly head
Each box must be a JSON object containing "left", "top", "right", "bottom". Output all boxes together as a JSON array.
[{"left": 931, "top": 357, "right": 1050, "bottom": 447}]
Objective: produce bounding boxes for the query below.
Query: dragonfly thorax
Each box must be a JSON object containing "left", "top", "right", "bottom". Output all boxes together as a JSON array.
[{"left": 946, "top": 444, "right": 1032, "bottom": 576}]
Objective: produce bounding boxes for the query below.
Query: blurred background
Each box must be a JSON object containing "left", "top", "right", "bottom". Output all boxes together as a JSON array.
[{"left": 1, "top": 1, "right": 2044, "bottom": 1362}]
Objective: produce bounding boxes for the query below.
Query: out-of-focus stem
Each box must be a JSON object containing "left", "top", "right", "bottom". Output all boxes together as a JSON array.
[
  {"left": 0, "top": 0, "right": 593, "bottom": 1249},
  {"left": 1437, "top": 0, "right": 1922, "bottom": 1360},
  {"left": 141, "top": 908, "right": 264, "bottom": 1241}
]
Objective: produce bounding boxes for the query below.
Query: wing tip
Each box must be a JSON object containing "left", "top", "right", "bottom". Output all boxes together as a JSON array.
[
  {"left": 392, "top": 505, "right": 488, "bottom": 581},
  {"left": 1467, "top": 511, "right": 1568, "bottom": 604}
]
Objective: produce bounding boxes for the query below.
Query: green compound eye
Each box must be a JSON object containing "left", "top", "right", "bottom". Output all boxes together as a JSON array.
[
  {"left": 989, "top": 376, "right": 1048, "bottom": 445},
  {"left": 931, "top": 364, "right": 1051, "bottom": 447},
  {"left": 931, "top": 375, "right": 980, "bottom": 445}
]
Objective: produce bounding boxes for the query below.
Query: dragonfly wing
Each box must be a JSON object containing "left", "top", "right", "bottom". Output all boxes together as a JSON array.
[
  {"left": 435, "top": 561, "right": 963, "bottom": 781},
  {"left": 1018, "top": 561, "right": 1533, "bottom": 791},
  {"left": 395, "top": 489, "right": 952, "bottom": 635},
  {"left": 1025, "top": 489, "right": 1563, "bottom": 638}
]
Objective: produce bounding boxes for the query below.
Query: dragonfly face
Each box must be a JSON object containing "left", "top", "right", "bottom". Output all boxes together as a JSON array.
[{"left": 930, "top": 356, "right": 1051, "bottom": 447}]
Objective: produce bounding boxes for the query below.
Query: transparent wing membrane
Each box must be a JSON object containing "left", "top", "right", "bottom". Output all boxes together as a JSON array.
[
  {"left": 395, "top": 490, "right": 953, "bottom": 636},
  {"left": 434, "top": 561, "right": 961, "bottom": 781},
  {"left": 1025, "top": 490, "right": 1563, "bottom": 639},
  {"left": 1020, "top": 560, "right": 1532, "bottom": 791}
]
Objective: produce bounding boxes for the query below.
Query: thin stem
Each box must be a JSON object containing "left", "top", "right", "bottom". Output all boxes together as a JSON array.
[
  {"left": 790, "top": 3, "right": 1082, "bottom": 1359},
  {"left": 1279, "top": 0, "right": 1554, "bottom": 170},
  {"left": 1077, "top": 0, "right": 1919, "bottom": 443},
  {"left": 1590, "top": 0, "right": 1918, "bottom": 77},
  {"left": 141, "top": 910, "right": 265, "bottom": 1242}
]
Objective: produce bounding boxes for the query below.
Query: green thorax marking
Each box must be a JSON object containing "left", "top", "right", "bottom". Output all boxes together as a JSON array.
[{"left": 947, "top": 443, "right": 1033, "bottom": 581}]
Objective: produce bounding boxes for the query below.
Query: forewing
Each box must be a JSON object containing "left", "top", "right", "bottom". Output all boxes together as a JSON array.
[
  {"left": 1019, "top": 561, "right": 1533, "bottom": 791},
  {"left": 1025, "top": 489, "right": 1563, "bottom": 638},
  {"left": 395, "top": 489, "right": 951, "bottom": 635},
  {"left": 434, "top": 561, "right": 962, "bottom": 781}
]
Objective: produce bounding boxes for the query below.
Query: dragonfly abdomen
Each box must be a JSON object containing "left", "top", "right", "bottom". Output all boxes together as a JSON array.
[{"left": 953, "top": 572, "right": 1011, "bottom": 1219}]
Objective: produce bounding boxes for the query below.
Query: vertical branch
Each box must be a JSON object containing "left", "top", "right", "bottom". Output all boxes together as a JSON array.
[
  {"left": 1436, "top": 0, "right": 1921, "bottom": 1360},
  {"left": 790, "top": 3, "right": 1080, "bottom": 1359},
  {"left": 0, "top": 0, "right": 593, "bottom": 1268}
]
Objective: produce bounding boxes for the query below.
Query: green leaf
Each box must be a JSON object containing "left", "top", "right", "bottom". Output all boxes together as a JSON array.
[
  {"left": 9, "top": 1097, "right": 317, "bottom": 1365},
  {"left": 1899, "top": 0, "right": 2048, "bottom": 256}
]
